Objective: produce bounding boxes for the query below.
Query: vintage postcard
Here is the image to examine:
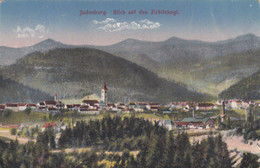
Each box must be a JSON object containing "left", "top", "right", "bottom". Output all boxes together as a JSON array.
[{"left": 0, "top": 0, "right": 259, "bottom": 167}]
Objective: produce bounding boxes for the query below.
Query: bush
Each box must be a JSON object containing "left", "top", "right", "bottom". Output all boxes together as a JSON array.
[
  {"left": 24, "top": 108, "right": 31, "bottom": 115},
  {"left": 10, "top": 128, "right": 17, "bottom": 136}
]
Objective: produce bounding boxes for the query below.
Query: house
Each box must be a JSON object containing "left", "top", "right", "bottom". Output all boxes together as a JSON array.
[
  {"left": 38, "top": 102, "right": 46, "bottom": 108},
  {"left": 42, "top": 123, "right": 60, "bottom": 132},
  {"left": 169, "top": 102, "right": 188, "bottom": 109},
  {"left": 27, "top": 104, "right": 37, "bottom": 109},
  {"left": 151, "top": 106, "right": 159, "bottom": 112},
  {"left": 128, "top": 102, "right": 136, "bottom": 109},
  {"left": 147, "top": 102, "right": 159, "bottom": 111},
  {"left": 230, "top": 100, "right": 242, "bottom": 109},
  {"left": 44, "top": 100, "right": 57, "bottom": 107},
  {"left": 160, "top": 120, "right": 175, "bottom": 130},
  {"left": 18, "top": 103, "right": 28, "bottom": 111},
  {"left": 0, "top": 104, "right": 6, "bottom": 111},
  {"left": 78, "top": 105, "right": 100, "bottom": 115},
  {"left": 134, "top": 105, "right": 146, "bottom": 112},
  {"left": 56, "top": 103, "right": 65, "bottom": 109},
  {"left": 196, "top": 103, "right": 217, "bottom": 111},
  {"left": 1, "top": 123, "right": 20, "bottom": 128},
  {"left": 6, "top": 103, "right": 19, "bottom": 112},
  {"left": 216, "top": 100, "right": 223, "bottom": 105},
  {"left": 175, "top": 117, "right": 214, "bottom": 128},
  {"left": 66, "top": 104, "right": 81, "bottom": 110},
  {"left": 117, "top": 103, "right": 126, "bottom": 109},
  {"left": 106, "top": 103, "right": 117, "bottom": 111},
  {"left": 82, "top": 100, "right": 99, "bottom": 109}
]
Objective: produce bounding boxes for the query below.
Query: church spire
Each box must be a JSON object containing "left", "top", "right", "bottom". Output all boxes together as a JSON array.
[{"left": 101, "top": 82, "right": 108, "bottom": 104}]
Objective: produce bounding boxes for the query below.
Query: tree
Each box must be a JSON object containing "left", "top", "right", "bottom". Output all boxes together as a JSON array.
[
  {"left": 10, "top": 128, "right": 17, "bottom": 136},
  {"left": 24, "top": 108, "right": 32, "bottom": 115},
  {"left": 240, "top": 152, "right": 259, "bottom": 168}
]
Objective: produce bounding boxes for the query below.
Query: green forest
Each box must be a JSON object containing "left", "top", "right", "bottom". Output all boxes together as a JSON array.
[{"left": 0, "top": 115, "right": 259, "bottom": 168}]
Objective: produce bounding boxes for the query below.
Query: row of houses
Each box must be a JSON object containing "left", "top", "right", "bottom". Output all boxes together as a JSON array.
[
  {"left": 216, "top": 99, "right": 255, "bottom": 110},
  {"left": 0, "top": 99, "right": 161, "bottom": 114},
  {"left": 168, "top": 102, "right": 218, "bottom": 111},
  {"left": 158, "top": 116, "right": 214, "bottom": 131},
  {"left": 169, "top": 99, "right": 258, "bottom": 111},
  {"left": 1, "top": 98, "right": 257, "bottom": 114}
]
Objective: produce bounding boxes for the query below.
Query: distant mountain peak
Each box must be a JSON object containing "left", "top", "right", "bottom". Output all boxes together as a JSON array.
[
  {"left": 34, "top": 38, "right": 63, "bottom": 46},
  {"left": 233, "top": 33, "right": 259, "bottom": 41}
]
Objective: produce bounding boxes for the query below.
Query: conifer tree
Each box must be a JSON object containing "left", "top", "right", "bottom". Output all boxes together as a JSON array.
[{"left": 240, "top": 152, "right": 259, "bottom": 168}]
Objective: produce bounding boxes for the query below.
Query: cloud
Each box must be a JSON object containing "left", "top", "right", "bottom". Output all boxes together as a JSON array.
[
  {"left": 14, "top": 24, "right": 47, "bottom": 39},
  {"left": 93, "top": 18, "right": 161, "bottom": 32},
  {"left": 93, "top": 18, "right": 116, "bottom": 25}
]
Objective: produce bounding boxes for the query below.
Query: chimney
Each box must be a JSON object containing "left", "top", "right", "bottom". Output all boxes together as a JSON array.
[
  {"left": 192, "top": 102, "right": 195, "bottom": 118},
  {"left": 221, "top": 100, "right": 226, "bottom": 122}
]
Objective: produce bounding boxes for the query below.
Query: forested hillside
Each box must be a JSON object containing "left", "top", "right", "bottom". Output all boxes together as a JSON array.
[
  {"left": 220, "top": 71, "right": 260, "bottom": 100},
  {"left": 0, "top": 48, "right": 210, "bottom": 103},
  {"left": 0, "top": 75, "right": 51, "bottom": 103}
]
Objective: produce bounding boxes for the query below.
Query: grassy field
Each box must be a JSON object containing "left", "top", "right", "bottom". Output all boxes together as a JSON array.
[
  {"left": 0, "top": 108, "right": 247, "bottom": 126},
  {"left": 0, "top": 111, "right": 47, "bottom": 124},
  {"left": 0, "top": 111, "right": 106, "bottom": 125},
  {"left": 234, "top": 109, "right": 246, "bottom": 115},
  {"left": 0, "top": 135, "right": 11, "bottom": 141}
]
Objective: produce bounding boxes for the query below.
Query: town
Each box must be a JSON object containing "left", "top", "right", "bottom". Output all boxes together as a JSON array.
[
  {"left": 0, "top": 82, "right": 259, "bottom": 167},
  {"left": 0, "top": 82, "right": 259, "bottom": 131}
]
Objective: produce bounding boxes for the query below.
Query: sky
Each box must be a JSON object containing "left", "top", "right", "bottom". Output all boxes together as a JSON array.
[{"left": 0, "top": 0, "right": 260, "bottom": 47}]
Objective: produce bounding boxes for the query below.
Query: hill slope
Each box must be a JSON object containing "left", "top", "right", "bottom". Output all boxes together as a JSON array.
[
  {"left": 2, "top": 34, "right": 260, "bottom": 96},
  {"left": 0, "top": 48, "right": 210, "bottom": 103},
  {"left": 94, "top": 34, "right": 260, "bottom": 94},
  {"left": 0, "top": 75, "right": 52, "bottom": 103},
  {"left": 219, "top": 70, "right": 260, "bottom": 100}
]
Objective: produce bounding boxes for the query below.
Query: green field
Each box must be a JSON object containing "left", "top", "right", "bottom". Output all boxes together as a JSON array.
[{"left": 0, "top": 108, "right": 247, "bottom": 126}]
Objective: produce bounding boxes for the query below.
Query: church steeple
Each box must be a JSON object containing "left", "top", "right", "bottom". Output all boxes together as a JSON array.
[{"left": 101, "top": 82, "right": 108, "bottom": 104}]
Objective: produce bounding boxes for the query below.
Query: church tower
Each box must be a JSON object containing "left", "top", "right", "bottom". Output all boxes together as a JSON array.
[{"left": 101, "top": 82, "right": 108, "bottom": 104}]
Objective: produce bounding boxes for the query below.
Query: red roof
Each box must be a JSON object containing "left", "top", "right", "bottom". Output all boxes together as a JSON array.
[
  {"left": 42, "top": 123, "right": 56, "bottom": 128},
  {"left": 6, "top": 103, "right": 18, "bottom": 107},
  {"left": 7, "top": 125, "right": 20, "bottom": 128},
  {"left": 18, "top": 103, "right": 27, "bottom": 106},
  {"left": 107, "top": 103, "right": 115, "bottom": 107},
  {"left": 0, "top": 105, "right": 6, "bottom": 109},
  {"left": 149, "top": 102, "right": 159, "bottom": 105},
  {"left": 44, "top": 100, "right": 57, "bottom": 105},
  {"left": 102, "top": 82, "right": 108, "bottom": 91},
  {"left": 197, "top": 103, "right": 215, "bottom": 107},
  {"left": 27, "top": 103, "right": 37, "bottom": 107},
  {"left": 39, "top": 102, "right": 45, "bottom": 106},
  {"left": 82, "top": 100, "right": 99, "bottom": 106}
]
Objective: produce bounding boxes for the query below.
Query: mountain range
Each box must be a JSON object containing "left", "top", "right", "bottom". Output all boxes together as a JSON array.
[
  {"left": 1, "top": 34, "right": 260, "bottom": 102},
  {"left": 93, "top": 34, "right": 260, "bottom": 95},
  {"left": 0, "top": 48, "right": 209, "bottom": 103}
]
